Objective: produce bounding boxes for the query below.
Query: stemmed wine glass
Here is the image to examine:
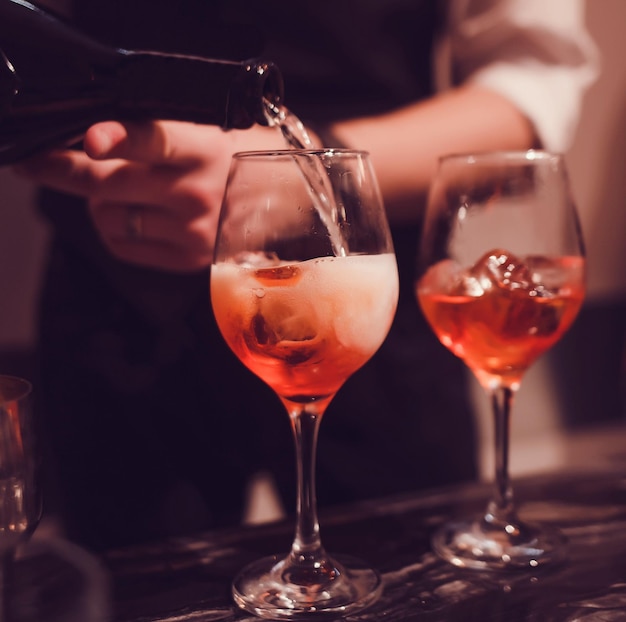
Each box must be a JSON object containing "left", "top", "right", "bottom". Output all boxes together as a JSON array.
[
  {"left": 210, "top": 149, "right": 399, "bottom": 618},
  {"left": 0, "top": 374, "right": 41, "bottom": 617},
  {"left": 415, "top": 151, "right": 585, "bottom": 570}
]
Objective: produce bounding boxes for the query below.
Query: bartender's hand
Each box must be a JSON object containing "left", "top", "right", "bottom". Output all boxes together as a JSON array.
[{"left": 14, "top": 120, "right": 287, "bottom": 272}]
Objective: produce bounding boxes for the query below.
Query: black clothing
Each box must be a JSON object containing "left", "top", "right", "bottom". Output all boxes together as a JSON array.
[{"left": 36, "top": 0, "right": 477, "bottom": 552}]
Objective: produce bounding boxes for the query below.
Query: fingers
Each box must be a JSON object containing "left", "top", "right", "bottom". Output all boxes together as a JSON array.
[
  {"left": 11, "top": 120, "right": 287, "bottom": 273},
  {"left": 89, "top": 200, "right": 216, "bottom": 272},
  {"left": 82, "top": 121, "right": 128, "bottom": 159},
  {"left": 14, "top": 148, "right": 216, "bottom": 213},
  {"left": 14, "top": 149, "right": 122, "bottom": 198},
  {"left": 103, "top": 235, "right": 212, "bottom": 273},
  {"left": 12, "top": 122, "right": 227, "bottom": 273},
  {"left": 89, "top": 200, "right": 211, "bottom": 249},
  {"left": 14, "top": 120, "right": 283, "bottom": 202},
  {"left": 84, "top": 120, "right": 216, "bottom": 166},
  {"left": 84, "top": 120, "right": 170, "bottom": 163},
  {"left": 13, "top": 120, "right": 220, "bottom": 196}
]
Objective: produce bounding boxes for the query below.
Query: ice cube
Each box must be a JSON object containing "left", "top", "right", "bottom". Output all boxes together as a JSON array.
[
  {"left": 469, "top": 250, "right": 560, "bottom": 337},
  {"left": 246, "top": 300, "right": 320, "bottom": 364},
  {"left": 477, "top": 249, "right": 532, "bottom": 291},
  {"left": 525, "top": 256, "right": 561, "bottom": 298},
  {"left": 430, "top": 259, "right": 489, "bottom": 297},
  {"left": 251, "top": 302, "right": 316, "bottom": 345},
  {"left": 254, "top": 265, "right": 302, "bottom": 286},
  {"left": 235, "top": 251, "right": 280, "bottom": 268},
  {"left": 500, "top": 289, "right": 560, "bottom": 337},
  {"left": 448, "top": 249, "right": 524, "bottom": 297},
  {"left": 453, "top": 273, "right": 488, "bottom": 297}
]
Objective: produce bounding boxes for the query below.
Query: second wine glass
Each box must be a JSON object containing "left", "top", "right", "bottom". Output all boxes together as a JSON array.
[
  {"left": 210, "top": 149, "right": 399, "bottom": 618},
  {"left": 0, "top": 375, "right": 40, "bottom": 618},
  {"left": 415, "top": 151, "right": 585, "bottom": 570}
]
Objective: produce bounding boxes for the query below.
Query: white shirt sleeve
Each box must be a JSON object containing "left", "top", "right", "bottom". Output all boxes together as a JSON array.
[{"left": 442, "top": 0, "right": 600, "bottom": 152}]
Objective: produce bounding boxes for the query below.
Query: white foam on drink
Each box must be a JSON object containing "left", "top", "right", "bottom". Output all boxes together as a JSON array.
[
  {"left": 301, "top": 254, "right": 398, "bottom": 354},
  {"left": 212, "top": 254, "right": 398, "bottom": 357}
]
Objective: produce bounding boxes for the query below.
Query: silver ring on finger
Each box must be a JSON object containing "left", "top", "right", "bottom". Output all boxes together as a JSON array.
[{"left": 126, "top": 205, "right": 144, "bottom": 240}]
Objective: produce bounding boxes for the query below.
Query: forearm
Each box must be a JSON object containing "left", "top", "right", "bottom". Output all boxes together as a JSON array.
[{"left": 329, "top": 85, "right": 538, "bottom": 223}]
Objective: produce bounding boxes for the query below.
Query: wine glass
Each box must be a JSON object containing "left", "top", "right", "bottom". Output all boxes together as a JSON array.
[
  {"left": 0, "top": 375, "right": 40, "bottom": 616},
  {"left": 210, "top": 149, "right": 399, "bottom": 618},
  {"left": 415, "top": 150, "right": 585, "bottom": 570}
]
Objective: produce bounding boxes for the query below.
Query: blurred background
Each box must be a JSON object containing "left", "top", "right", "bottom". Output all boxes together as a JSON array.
[{"left": 0, "top": 1, "right": 624, "bottom": 482}]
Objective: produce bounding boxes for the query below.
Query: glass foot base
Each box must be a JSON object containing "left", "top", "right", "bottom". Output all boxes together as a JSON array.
[
  {"left": 432, "top": 516, "right": 567, "bottom": 571},
  {"left": 232, "top": 553, "right": 382, "bottom": 619}
]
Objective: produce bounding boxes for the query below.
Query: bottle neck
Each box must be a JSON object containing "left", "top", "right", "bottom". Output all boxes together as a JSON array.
[
  {"left": 0, "top": 0, "right": 285, "bottom": 162},
  {"left": 115, "top": 52, "right": 283, "bottom": 129}
]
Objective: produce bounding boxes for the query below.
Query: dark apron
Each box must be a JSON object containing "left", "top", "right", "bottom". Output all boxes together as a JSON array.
[{"left": 36, "top": 0, "right": 477, "bottom": 551}]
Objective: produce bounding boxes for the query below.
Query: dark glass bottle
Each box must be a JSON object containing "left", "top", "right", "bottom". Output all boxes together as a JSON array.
[{"left": 0, "top": 0, "right": 284, "bottom": 164}]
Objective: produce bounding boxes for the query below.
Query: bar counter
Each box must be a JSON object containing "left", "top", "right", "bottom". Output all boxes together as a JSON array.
[{"left": 11, "top": 464, "right": 626, "bottom": 621}]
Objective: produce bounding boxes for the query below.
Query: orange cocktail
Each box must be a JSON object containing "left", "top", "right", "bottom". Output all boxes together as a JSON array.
[{"left": 212, "top": 253, "right": 398, "bottom": 404}]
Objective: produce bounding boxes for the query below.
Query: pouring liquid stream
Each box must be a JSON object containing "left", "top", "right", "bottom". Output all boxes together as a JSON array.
[{"left": 264, "top": 101, "right": 348, "bottom": 257}]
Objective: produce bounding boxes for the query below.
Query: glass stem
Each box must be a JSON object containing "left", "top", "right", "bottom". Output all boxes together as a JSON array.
[
  {"left": 488, "top": 386, "right": 516, "bottom": 522},
  {"left": 291, "top": 408, "right": 324, "bottom": 555},
  {"left": 281, "top": 401, "right": 338, "bottom": 587}
]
